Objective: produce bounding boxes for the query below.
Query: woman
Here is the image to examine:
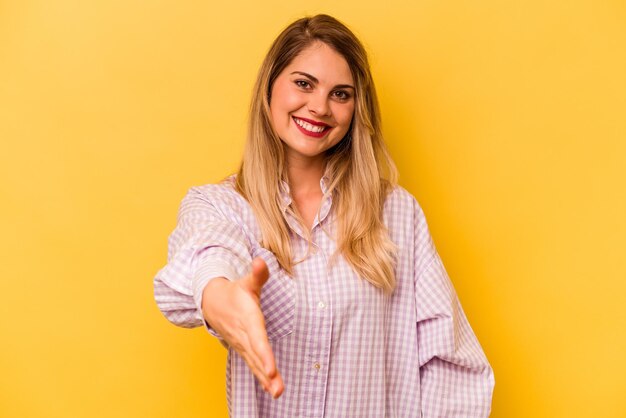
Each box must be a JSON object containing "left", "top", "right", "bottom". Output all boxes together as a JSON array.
[{"left": 154, "top": 14, "right": 494, "bottom": 417}]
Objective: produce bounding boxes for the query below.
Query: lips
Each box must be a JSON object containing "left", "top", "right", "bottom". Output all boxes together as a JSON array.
[{"left": 292, "top": 116, "right": 331, "bottom": 138}]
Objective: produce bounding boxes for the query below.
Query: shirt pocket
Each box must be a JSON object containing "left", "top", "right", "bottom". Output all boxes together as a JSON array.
[{"left": 252, "top": 247, "right": 295, "bottom": 342}]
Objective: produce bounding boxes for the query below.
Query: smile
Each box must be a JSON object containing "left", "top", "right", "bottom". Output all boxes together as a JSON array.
[{"left": 292, "top": 116, "right": 331, "bottom": 138}]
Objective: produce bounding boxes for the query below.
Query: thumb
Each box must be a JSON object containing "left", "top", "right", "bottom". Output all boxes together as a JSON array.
[{"left": 245, "top": 257, "right": 270, "bottom": 296}]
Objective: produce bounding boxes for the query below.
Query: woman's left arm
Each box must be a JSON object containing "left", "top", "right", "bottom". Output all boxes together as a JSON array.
[{"left": 413, "top": 200, "right": 495, "bottom": 417}]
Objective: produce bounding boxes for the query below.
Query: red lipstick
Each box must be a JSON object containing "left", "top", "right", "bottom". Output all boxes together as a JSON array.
[
  {"left": 292, "top": 116, "right": 331, "bottom": 138},
  {"left": 294, "top": 116, "right": 330, "bottom": 127}
]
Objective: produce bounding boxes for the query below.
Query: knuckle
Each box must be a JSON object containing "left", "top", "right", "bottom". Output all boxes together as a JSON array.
[{"left": 230, "top": 339, "right": 245, "bottom": 352}]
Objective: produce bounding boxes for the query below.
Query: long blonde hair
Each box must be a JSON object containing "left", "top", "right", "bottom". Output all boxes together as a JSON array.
[{"left": 236, "top": 14, "right": 398, "bottom": 292}]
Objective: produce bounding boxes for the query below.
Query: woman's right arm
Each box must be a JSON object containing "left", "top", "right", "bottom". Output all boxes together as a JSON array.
[
  {"left": 153, "top": 186, "right": 252, "bottom": 328},
  {"left": 152, "top": 186, "right": 283, "bottom": 397}
]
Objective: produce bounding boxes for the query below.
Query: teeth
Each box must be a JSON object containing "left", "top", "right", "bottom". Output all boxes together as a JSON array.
[{"left": 294, "top": 117, "right": 326, "bottom": 133}]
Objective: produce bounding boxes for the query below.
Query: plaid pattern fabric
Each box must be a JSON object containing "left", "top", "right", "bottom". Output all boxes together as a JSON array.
[{"left": 154, "top": 175, "right": 494, "bottom": 417}]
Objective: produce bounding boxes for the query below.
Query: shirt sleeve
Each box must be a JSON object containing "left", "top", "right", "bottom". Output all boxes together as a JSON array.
[
  {"left": 153, "top": 186, "right": 252, "bottom": 338},
  {"left": 413, "top": 200, "right": 495, "bottom": 417}
]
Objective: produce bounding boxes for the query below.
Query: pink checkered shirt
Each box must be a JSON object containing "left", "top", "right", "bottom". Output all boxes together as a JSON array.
[{"left": 154, "top": 175, "right": 494, "bottom": 417}]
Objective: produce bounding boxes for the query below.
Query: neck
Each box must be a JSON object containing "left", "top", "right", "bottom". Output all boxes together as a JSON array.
[{"left": 285, "top": 153, "right": 325, "bottom": 197}]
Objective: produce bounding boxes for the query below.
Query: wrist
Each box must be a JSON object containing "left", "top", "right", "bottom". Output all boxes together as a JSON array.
[{"left": 201, "top": 277, "right": 230, "bottom": 318}]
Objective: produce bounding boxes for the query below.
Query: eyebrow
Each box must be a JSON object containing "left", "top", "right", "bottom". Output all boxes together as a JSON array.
[{"left": 290, "top": 71, "right": 355, "bottom": 90}]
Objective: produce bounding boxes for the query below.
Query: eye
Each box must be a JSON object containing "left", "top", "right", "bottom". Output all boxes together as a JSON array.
[
  {"left": 295, "top": 79, "right": 312, "bottom": 89},
  {"left": 332, "top": 90, "right": 351, "bottom": 101}
]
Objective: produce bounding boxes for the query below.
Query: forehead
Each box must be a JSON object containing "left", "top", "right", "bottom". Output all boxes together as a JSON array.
[{"left": 284, "top": 42, "right": 354, "bottom": 84}]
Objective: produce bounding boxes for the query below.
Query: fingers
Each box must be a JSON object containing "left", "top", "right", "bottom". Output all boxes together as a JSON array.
[
  {"left": 270, "top": 373, "right": 284, "bottom": 399},
  {"left": 207, "top": 258, "right": 284, "bottom": 398},
  {"left": 240, "top": 343, "right": 270, "bottom": 389},
  {"left": 247, "top": 316, "right": 277, "bottom": 378},
  {"left": 239, "top": 324, "right": 284, "bottom": 398},
  {"left": 245, "top": 302, "right": 284, "bottom": 397}
]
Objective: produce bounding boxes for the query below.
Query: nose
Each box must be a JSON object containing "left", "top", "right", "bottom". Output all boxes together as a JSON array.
[{"left": 307, "top": 91, "right": 331, "bottom": 117}]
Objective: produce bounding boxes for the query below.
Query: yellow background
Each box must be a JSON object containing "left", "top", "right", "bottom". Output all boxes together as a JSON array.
[{"left": 1, "top": 0, "right": 625, "bottom": 417}]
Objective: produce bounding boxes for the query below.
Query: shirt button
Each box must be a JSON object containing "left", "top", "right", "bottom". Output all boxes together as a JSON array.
[
  {"left": 317, "top": 301, "right": 326, "bottom": 309},
  {"left": 313, "top": 362, "right": 321, "bottom": 371}
]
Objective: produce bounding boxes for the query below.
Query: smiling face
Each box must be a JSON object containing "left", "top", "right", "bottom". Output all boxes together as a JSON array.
[{"left": 269, "top": 41, "right": 356, "bottom": 166}]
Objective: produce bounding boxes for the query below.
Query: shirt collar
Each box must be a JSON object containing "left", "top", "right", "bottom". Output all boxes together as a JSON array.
[
  {"left": 278, "top": 167, "right": 333, "bottom": 212},
  {"left": 279, "top": 179, "right": 292, "bottom": 211}
]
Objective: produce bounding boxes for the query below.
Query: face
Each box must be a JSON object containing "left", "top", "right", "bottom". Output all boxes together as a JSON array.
[{"left": 269, "top": 42, "right": 355, "bottom": 166}]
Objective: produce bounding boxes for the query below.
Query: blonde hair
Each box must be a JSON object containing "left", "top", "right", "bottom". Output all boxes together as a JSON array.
[{"left": 236, "top": 14, "right": 398, "bottom": 292}]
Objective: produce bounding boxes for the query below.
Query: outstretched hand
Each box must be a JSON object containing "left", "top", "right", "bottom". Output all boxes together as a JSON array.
[{"left": 201, "top": 258, "right": 284, "bottom": 398}]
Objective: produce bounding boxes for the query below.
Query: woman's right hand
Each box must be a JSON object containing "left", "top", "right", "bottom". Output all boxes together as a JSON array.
[{"left": 201, "top": 257, "right": 284, "bottom": 399}]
